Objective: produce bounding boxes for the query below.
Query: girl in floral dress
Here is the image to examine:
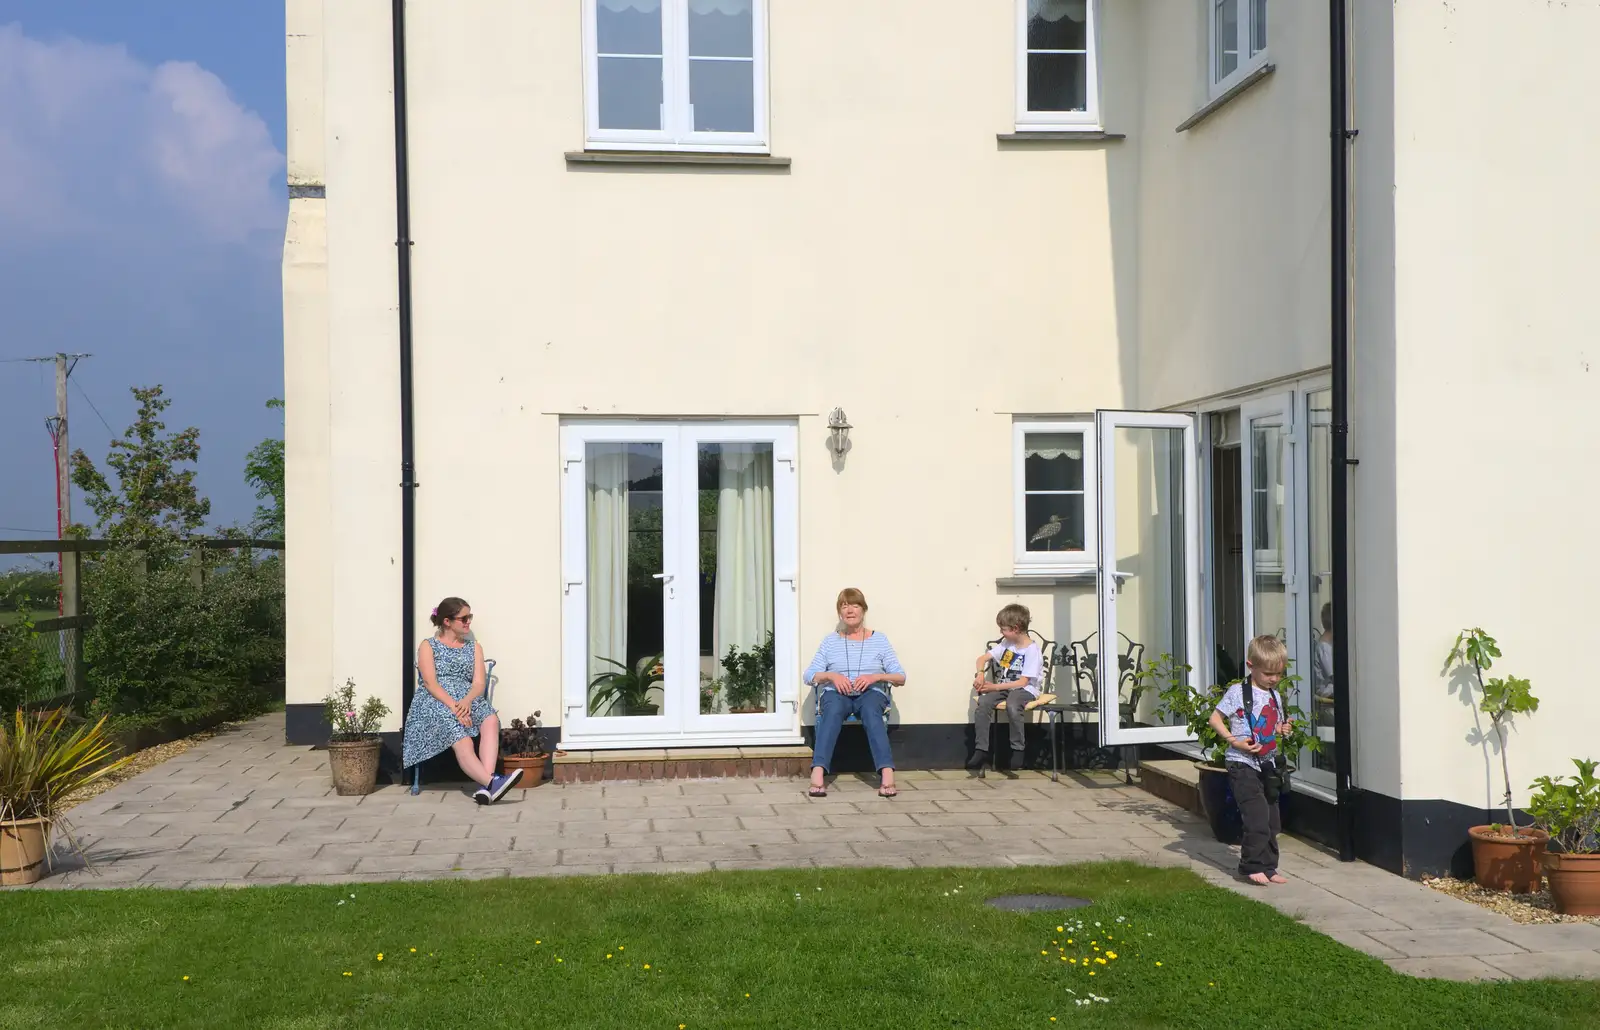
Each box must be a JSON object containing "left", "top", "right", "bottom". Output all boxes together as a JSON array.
[{"left": 402, "top": 596, "right": 521, "bottom": 802}]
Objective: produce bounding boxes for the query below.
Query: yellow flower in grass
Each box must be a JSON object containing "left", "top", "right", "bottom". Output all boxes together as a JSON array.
[
  {"left": 376, "top": 953, "right": 384, "bottom": 962},
  {"left": 343, "top": 972, "right": 352, "bottom": 977},
  {"left": 606, "top": 954, "right": 613, "bottom": 960},
  {"left": 410, "top": 948, "right": 417, "bottom": 953},
  {"left": 1088, "top": 971, "right": 1096, "bottom": 977},
  {"left": 182, "top": 976, "right": 189, "bottom": 982},
  {"left": 1105, "top": 951, "right": 1117, "bottom": 960},
  {"left": 1056, "top": 926, "right": 1064, "bottom": 932},
  {"left": 644, "top": 964, "right": 651, "bottom": 970},
  {"left": 1095, "top": 958, "right": 1106, "bottom": 966},
  {"left": 1155, "top": 961, "right": 1163, "bottom": 967}
]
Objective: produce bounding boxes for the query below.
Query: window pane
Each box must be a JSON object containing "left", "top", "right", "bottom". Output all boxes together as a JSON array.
[
  {"left": 1027, "top": 53, "right": 1087, "bottom": 112},
  {"left": 1024, "top": 433, "right": 1085, "bottom": 491},
  {"left": 1108, "top": 425, "right": 1188, "bottom": 733},
  {"left": 689, "top": 0, "right": 753, "bottom": 59},
  {"left": 598, "top": 56, "right": 664, "bottom": 130},
  {"left": 1026, "top": 0, "right": 1088, "bottom": 51},
  {"left": 1214, "top": 0, "right": 1239, "bottom": 81},
  {"left": 690, "top": 59, "right": 755, "bottom": 133},
  {"left": 1024, "top": 494, "right": 1086, "bottom": 553},
  {"left": 698, "top": 442, "right": 775, "bottom": 715},
  {"left": 586, "top": 442, "right": 665, "bottom": 718},
  {"left": 1250, "top": 0, "right": 1267, "bottom": 56},
  {"left": 1306, "top": 390, "right": 1338, "bottom": 777},
  {"left": 597, "top": 1, "right": 663, "bottom": 55},
  {"left": 1250, "top": 421, "right": 1288, "bottom": 646}
]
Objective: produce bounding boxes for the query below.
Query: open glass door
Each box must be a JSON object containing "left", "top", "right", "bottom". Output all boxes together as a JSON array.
[
  {"left": 1094, "top": 410, "right": 1202, "bottom": 746},
  {"left": 1240, "top": 393, "right": 1295, "bottom": 657}
]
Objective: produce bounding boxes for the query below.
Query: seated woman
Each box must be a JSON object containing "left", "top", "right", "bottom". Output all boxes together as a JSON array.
[
  {"left": 804, "top": 588, "right": 907, "bottom": 798},
  {"left": 402, "top": 596, "right": 522, "bottom": 803}
]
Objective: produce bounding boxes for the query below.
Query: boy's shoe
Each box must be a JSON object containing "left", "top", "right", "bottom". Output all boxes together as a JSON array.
[{"left": 485, "top": 768, "right": 524, "bottom": 802}]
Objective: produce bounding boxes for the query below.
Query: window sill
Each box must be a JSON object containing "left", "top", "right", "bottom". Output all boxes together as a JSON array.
[
  {"left": 997, "top": 571, "right": 1097, "bottom": 588},
  {"left": 997, "top": 130, "right": 1126, "bottom": 143},
  {"left": 1175, "top": 62, "right": 1276, "bottom": 133},
  {"left": 565, "top": 150, "right": 791, "bottom": 168}
]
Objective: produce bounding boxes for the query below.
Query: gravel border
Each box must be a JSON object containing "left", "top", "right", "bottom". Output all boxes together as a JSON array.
[{"left": 1422, "top": 874, "right": 1599, "bottom": 925}]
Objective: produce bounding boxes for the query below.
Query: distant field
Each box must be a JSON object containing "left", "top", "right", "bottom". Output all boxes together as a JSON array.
[{"left": 0, "top": 608, "right": 60, "bottom": 626}]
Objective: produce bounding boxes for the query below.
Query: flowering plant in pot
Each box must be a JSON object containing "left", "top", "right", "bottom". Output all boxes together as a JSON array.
[
  {"left": 498, "top": 711, "right": 555, "bottom": 787},
  {"left": 1150, "top": 654, "right": 1319, "bottom": 844},
  {"left": 1443, "top": 628, "right": 1546, "bottom": 892},
  {"left": 0, "top": 709, "right": 130, "bottom": 885},
  {"left": 1526, "top": 758, "right": 1600, "bottom": 915},
  {"left": 322, "top": 678, "right": 391, "bottom": 796},
  {"left": 719, "top": 633, "right": 775, "bottom": 714}
]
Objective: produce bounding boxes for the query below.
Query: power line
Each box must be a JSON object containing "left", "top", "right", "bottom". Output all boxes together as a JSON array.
[
  {"left": 0, "top": 526, "right": 55, "bottom": 534},
  {"left": 71, "top": 377, "right": 116, "bottom": 437}
]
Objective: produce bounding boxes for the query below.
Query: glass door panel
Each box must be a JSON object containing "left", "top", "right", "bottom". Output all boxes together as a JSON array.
[
  {"left": 1095, "top": 410, "right": 1202, "bottom": 745},
  {"left": 1304, "top": 388, "right": 1337, "bottom": 787},
  {"left": 1241, "top": 394, "right": 1293, "bottom": 653}
]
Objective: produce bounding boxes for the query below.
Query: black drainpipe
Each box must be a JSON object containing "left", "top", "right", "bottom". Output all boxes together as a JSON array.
[
  {"left": 1329, "top": 0, "right": 1357, "bottom": 863},
  {"left": 392, "top": 0, "right": 418, "bottom": 719}
]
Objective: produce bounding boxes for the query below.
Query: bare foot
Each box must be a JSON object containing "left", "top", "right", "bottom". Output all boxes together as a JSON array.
[
  {"left": 808, "top": 770, "right": 827, "bottom": 797},
  {"left": 878, "top": 772, "right": 897, "bottom": 798},
  {"left": 1246, "top": 872, "right": 1270, "bottom": 886},
  {"left": 1268, "top": 873, "right": 1289, "bottom": 884}
]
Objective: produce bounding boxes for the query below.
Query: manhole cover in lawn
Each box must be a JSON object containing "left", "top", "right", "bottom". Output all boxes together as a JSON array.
[{"left": 985, "top": 894, "right": 1091, "bottom": 912}]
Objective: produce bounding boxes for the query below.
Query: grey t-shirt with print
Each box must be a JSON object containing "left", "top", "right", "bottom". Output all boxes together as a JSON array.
[{"left": 1214, "top": 680, "right": 1284, "bottom": 771}]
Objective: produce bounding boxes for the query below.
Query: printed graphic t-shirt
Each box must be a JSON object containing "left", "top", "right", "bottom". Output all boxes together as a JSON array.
[
  {"left": 988, "top": 641, "right": 1044, "bottom": 698},
  {"left": 1214, "top": 681, "right": 1282, "bottom": 770}
]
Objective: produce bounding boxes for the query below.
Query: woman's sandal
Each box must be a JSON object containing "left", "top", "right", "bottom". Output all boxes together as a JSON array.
[
  {"left": 808, "top": 784, "right": 828, "bottom": 798},
  {"left": 877, "top": 786, "right": 898, "bottom": 799}
]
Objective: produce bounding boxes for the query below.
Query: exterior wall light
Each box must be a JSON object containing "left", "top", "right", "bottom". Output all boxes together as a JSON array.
[{"left": 827, "top": 407, "right": 852, "bottom": 457}]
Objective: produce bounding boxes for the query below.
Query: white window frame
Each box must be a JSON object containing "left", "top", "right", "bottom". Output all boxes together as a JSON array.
[
  {"left": 1013, "top": 420, "right": 1098, "bottom": 575},
  {"left": 1207, "top": 0, "right": 1268, "bottom": 99},
  {"left": 1015, "top": 0, "right": 1102, "bottom": 132},
  {"left": 583, "top": 0, "right": 770, "bottom": 154}
]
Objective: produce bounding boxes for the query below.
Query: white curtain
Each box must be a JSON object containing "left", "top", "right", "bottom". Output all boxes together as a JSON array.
[
  {"left": 1025, "top": 433, "right": 1083, "bottom": 461},
  {"left": 1028, "top": 0, "right": 1087, "bottom": 23},
  {"left": 600, "top": 0, "right": 751, "bottom": 13},
  {"left": 712, "top": 444, "right": 774, "bottom": 664},
  {"left": 586, "top": 445, "right": 631, "bottom": 690}
]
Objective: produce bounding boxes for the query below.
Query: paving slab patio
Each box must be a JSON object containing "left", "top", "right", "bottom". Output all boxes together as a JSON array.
[{"left": 12, "top": 713, "right": 1599, "bottom": 982}]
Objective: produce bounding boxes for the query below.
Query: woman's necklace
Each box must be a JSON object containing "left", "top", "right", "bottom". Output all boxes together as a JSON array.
[{"left": 844, "top": 628, "right": 866, "bottom": 685}]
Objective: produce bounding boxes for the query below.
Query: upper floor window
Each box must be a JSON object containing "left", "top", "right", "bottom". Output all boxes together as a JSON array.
[
  {"left": 585, "top": 0, "right": 768, "bottom": 153},
  {"left": 1210, "top": 0, "right": 1267, "bottom": 96},
  {"left": 1016, "top": 0, "right": 1101, "bottom": 131}
]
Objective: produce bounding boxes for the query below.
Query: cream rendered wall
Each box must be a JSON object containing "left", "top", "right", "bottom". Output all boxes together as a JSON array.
[
  {"left": 1384, "top": 2, "right": 1600, "bottom": 811},
  {"left": 293, "top": 0, "right": 1146, "bottom": 733},
  {"left": 1132, "top": 0, "right": 1331, "bottom": 410},
  {"left": 283, "top": 0, "right": 333, "bottom": 718}
]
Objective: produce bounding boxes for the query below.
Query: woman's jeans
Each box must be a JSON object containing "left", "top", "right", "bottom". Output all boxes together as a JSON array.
[{"left": 812, "top": 688, "right": 893, "bottom": 773}]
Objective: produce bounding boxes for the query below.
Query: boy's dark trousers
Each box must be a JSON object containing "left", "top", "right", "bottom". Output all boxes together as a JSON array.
[{"left": 1228, "top": 760, "right": 1281, "bottom": 875}]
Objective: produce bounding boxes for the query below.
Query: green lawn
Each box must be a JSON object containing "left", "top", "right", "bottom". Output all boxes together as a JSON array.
[{"left": 4, "top": 863, "right": 1596, "bottom": 1029}]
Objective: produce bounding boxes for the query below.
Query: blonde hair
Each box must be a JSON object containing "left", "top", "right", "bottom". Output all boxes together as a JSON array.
[
  {"left": 836, "top": 587, "right": 868, "bottom": 612},
  {"left": 1246, "top": 634, "right": 1288, "bottom": 672}
]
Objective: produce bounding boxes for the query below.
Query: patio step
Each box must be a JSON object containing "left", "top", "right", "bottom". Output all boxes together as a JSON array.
[
  {"left": 1138, "top": 758, "right": 1201, "bottom": 815},
  {"left": 553, "top": 746, "right": 812, "bottom": 784}
]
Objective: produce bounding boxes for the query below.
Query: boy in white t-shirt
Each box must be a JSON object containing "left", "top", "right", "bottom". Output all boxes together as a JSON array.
[
  {"left": 1208, "top": 634, "right": 1294, "bottom": 886},
  {"left": 966, "top": 604, "right": 1044, "bottom": 772}
]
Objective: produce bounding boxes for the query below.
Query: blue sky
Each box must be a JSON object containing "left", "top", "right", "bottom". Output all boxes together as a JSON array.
[{"left": 0, "top": 2, "right": 287, "bottom": 546}]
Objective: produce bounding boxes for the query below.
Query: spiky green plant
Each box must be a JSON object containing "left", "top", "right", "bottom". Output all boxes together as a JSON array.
[{"left": 0, "top": 709, "right": 131, "bottom": 866}]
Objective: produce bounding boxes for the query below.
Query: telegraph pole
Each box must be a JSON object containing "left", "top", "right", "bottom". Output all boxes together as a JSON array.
[{"left": 20, "top": 352, "right": 91, "bottom": 616}]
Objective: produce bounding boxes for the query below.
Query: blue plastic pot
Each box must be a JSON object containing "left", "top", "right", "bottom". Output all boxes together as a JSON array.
[{"left": 1195, "top": 762, "right": 1291, "bottom": 845}]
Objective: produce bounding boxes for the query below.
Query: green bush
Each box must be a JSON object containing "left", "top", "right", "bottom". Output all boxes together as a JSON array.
[
  {"left": 0, "top": 614, "right": 59, "bottom": 714},
  {"left": 82, "top": 545, "right": 284, "bottom": 724}
]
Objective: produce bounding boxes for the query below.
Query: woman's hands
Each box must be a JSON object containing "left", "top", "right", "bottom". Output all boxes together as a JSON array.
[
  {"left": 449, "top": 696, "right": 473, "bottom": 727},
  {"left": 826, "top": 671, "right": 883, "bottom": 695}
]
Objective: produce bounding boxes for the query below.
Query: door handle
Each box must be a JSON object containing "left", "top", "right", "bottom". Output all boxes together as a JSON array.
[{"left": 653, "top": 572, "right": 675, "bottom": 598}]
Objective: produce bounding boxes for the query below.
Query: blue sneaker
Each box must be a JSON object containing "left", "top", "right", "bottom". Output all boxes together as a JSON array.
[
  {"left": 485, "top": 768, "right": 524, "bottom": 803},
  {"left": 473, "top": 785, "right": 491, "bottom": 805}
]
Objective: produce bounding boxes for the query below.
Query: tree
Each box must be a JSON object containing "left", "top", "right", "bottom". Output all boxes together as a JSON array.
[
  {"left": 245, "top": 398, "right": 285, "bottom": 539},
  {"left": 70, "top": 385, "right": 211, "bottom": 546}
]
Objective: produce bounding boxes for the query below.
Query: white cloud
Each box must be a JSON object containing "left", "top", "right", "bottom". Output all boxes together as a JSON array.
[{"left": 0, "top": 23, "right": 284, "bottom": 244}]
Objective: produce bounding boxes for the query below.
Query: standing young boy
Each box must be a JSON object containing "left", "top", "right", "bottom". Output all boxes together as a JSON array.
[
  {"left": 966, "top": 604, "right": 1043, "bottom": 772},
  {"left": 1208, "top": 635, "right": 1293, "bottom": 886}
]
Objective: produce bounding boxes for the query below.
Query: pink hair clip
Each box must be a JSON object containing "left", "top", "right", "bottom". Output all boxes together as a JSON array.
[{"left": 430, "top": 607, "right": 439, "bottom": 617}]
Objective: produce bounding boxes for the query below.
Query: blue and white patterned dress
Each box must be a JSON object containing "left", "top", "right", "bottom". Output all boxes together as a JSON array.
[{"left": 402, "top": 637, "right": 497, "bottom": 770}]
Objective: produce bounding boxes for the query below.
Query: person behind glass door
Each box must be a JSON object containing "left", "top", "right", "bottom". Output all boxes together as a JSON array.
[
  {"left": 402, "top": 597, "right": 522, "bottom": 803},
  {"left": 1313, "top": 601, "right": 1335, "bottom": 700},
  {"left": 803, "top": 588, "right": 907, "bottom": 799}
]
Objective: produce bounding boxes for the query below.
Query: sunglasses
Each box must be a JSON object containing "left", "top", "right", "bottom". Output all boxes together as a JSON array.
[{"left": 451, "top": 614, "right": 474, "bottom": 625}]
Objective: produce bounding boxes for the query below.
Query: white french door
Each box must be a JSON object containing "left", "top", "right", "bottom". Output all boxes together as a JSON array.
[
  {"left": 1241, "top": 392, "right": 1296, "bottom": 657},
  {"left": 560, "top": 421, "right": 800, "bottom": 749},
  {"left": 1094, "top": 410, "right": 1204, "bottom": 746}
]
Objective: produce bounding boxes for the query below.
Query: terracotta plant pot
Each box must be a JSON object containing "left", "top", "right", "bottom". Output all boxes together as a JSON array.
[
  {"left": 1, "top": 816, "right": 49, "bottom": 886},
  {"left": 327, "top": 738, "right": 383, "bottom": 796},
  {"left": 1543, "top": 851, "right": 1600, "bottom": 916},
  {"left": 498, "top": 752, "right": 549, "bottom": 787},
  {"left": 1468, "top": 825, "right": 1549, "bottom": 893},
  {"left": 729, "top": 706, "right": 767, "bottom": 715}
]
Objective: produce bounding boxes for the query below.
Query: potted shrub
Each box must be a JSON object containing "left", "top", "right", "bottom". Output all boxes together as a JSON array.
[
  {"left": 1527, "top": 758, "right": 1600, "bottom": 915},
  {"left": 0, "top": 708, "right": 130, "bottom": 885},
  {"left": 498, "top": 711, "right": 554, "bottom": 787},
  {"left": 589, "top": 655, "right": 664, "bottom": 716},
  {"left": 720, "top": 633, "right": 775, "bottom": 714},
  {"left": 1443, "top": 628, "right": 1547, "bottom": 892},
  {"left": 1150, "top": 654, "right": 1319, "bottom": 844},
  {"left": 323, "top": 678, "right": 390, "bottom": 796}
]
